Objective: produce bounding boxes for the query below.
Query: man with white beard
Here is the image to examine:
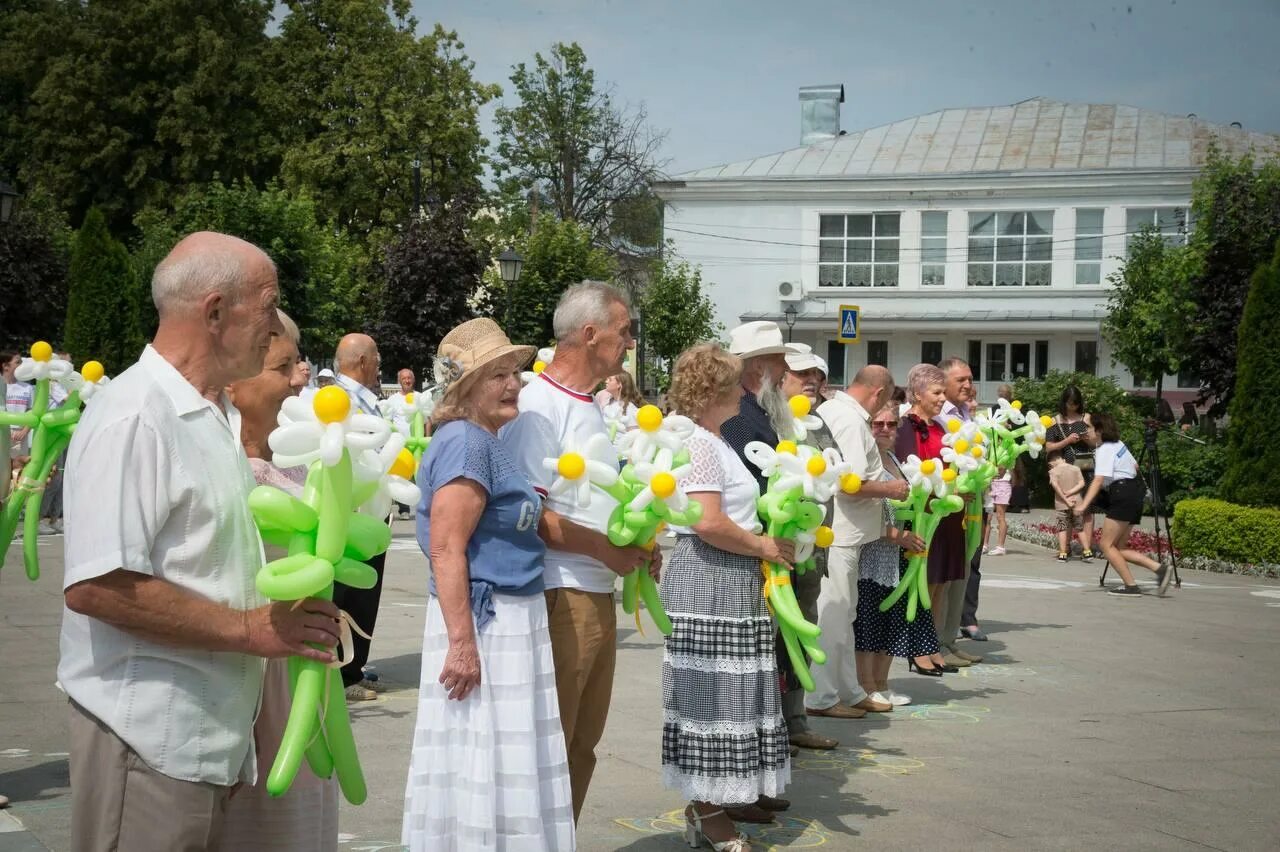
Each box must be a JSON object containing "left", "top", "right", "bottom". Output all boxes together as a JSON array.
[{"left": 718, "top": 323, "right": 840, "bottom": 816}]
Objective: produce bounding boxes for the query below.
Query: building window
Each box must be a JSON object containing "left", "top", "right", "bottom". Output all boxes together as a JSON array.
[
  {"left": 1125, "top": 207, "right": 1190, "bottom": 252},
  {"left": 819, "top": 213, "right": 901, "bottom": 287},
  {"left": 1177, "top": 367, "right": 1200, "bottom": 390},
  {"left": 921, "top": 340, "right": 942, "bottom": 366},
  {"left": 1075, "top": 340, "right": 1098, "bottom": 376},
  {"left": 866, "top": 340, "right": 888, "bottom": 368},
  {"left": 1009, "top": 343, "right": 1032, "bottom": 379},
  {"left": 967, "top": 211, "right": 1053, "bottom": 287},
  {"left": 1035, "top": 340, "right": 1049, "bottom": 379},
  {"left": 920, "top": 212, "right": 947, "bottom": 286},
  {"left": 1075, "top": 209, "right": 1103, "bottom": 285},
  {"left": 968, "top": 340, "right": 982, "bottom": 382},
  {"left": 825, "top": 340, "right": 847, "bottom": 386}
]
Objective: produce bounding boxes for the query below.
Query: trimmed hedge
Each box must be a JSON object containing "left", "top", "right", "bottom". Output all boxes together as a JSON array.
[{"left": 1172, "top": 498, "right": 1280, "bottom": 564}]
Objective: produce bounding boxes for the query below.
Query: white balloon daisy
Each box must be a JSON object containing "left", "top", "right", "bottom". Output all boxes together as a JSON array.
[
  {"left": 615, "top": 405, "right": 695, "bottom": 465},
  {"left": 270, "top": 387, "right": 391, "bottom": 469},
  {"left": 542, "top": 433, "right": 620, "bottom": 508},
  {"left": 58, "top": 360, "right": 110, "bottom": 402},
  {"left": 14, "top": 342, "right": 72, "bottom": 383},
  {"left": 778, "top": 394, "right": 825, "bottom": 443},
  {"left": 628, "top": 453, "right": 693, "bottom": 513},
  {"left": 353, "top": 432, "right": 423, "bottom": 518},
  {"left": 521, "top": 347, "right": 556, "bottom": 384}
]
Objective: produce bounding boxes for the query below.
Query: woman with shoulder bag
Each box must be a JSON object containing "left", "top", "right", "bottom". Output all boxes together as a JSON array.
[{"left": 1044, "top": 384, "right": 1096, "bottom": 561}]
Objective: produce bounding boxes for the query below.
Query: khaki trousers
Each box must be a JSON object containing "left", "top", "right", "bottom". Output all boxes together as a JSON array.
[
  {"left": 68, "top": 700, "right": 232, "bottom": 852},
  {"left": 545, "top": 587, "right": 617, "bottom": 822}
]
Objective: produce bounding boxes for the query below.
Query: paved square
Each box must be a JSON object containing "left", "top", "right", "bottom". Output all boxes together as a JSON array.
[{"left": 2, "top": 527, "right": 1278, "bottom": 851}]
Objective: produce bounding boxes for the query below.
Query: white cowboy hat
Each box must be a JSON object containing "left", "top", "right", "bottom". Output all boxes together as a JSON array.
[
  {"left": 317, "top": 368, "right": 336, "bottom": 378},
  {"left": 784, "top": 342, "right": 824, "bottom": 374},
  {"left": 728, "top": 321, "right": 803, "bottom": 359}
]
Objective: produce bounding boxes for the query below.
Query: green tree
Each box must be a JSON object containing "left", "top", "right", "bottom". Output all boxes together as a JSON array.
[
  {"left": 63, "top": 208, "right": 140, "bottom": 374},
  {"left": 132, "top": 182, "right": 370, "bottom": 360},
  {"left": 493, "top": 42, "right": 666, "bottom": 243},
  {"left": 489, "top": 217, "right": 616, "bottom": 347},
  {"left": 262, "top": 1, "right": 498, "bottom": 254},
  {"left": 1103, "top": 225, "right": 1198, "bottom": 403},
  {"left": 1219, "top": 241, "right": 1280, "bottom": 507},
  {"left": 1184, "top": 148, "right": 1280, "bottom": 414},
  {"left": 375, "top": 190, "right": 488, "bottom": 380},
  {"left": 0, "top": 190, "right": 70, "bottom": 348},
  {"left": 638, "top": 254, "right": 722, "bottom": 391},
  {"left": 2, "top": 0, "right": 274, "bottom": 233}
]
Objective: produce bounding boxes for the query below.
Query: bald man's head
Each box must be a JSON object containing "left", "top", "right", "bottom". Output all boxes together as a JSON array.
[
  {"left": 334, "top": 333, "right": 380, "bottom": 389},
  {"left": 152, "top": 231, "right": 275, "bottom": 319},
  {"left": 848, "top": 364, "right": 895, "bottom": 413}
]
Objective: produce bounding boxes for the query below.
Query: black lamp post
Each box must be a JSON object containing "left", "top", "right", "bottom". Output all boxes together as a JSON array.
[
  {"left": 783, "top": 304, "right": 798, "bottom": 342},
  {"left": 410, "top": 159, "right": 422, "bottom": 221},
  {"left": 498, "top": 248, "right": 524, "bottom": 333},
  {"left": 0, "top": 182, "right": 18, "bottom": 225}
]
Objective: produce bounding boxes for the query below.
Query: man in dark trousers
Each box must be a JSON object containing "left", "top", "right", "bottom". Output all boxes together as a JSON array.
[{"left": 332, "top": 332, "right": 388, "bottom": 700}]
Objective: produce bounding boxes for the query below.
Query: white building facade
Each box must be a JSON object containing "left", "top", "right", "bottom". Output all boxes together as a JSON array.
[{"left": 655, "top": 90, "right": 1278, "bottom": 404}]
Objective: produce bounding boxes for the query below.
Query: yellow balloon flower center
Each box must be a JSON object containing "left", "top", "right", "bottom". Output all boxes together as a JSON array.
[
  {"left": 840, "top": 473, "right": 862, "bottom": 494},
  {"left": 1040, "top": 414, "right": 1053, "bottom": 428},
  {"left": 31, "top": 341, "right": 52, "bottom": 362},
  {"left": 636, "top": 404, "right": 663, "bottom": 432},
  {"left": 788, "top": 395, "right": 811, "bottom": 418},
  {"left": 651, "top": 471, "right": 677, "bottom": 499},
  {"left": 953, "top": 439, "right": 969, "bottom": 454},
  {"left": 946, "top": 417, "right": 962, "bottom": 433},
  {"left": 775, "top": 440, "right": 798, "bottom": 455},
  {"left": 533, "top": 360, "right": 547, "bottom": 374},
  {"left": 405, "top": 392, "right": 415, "bottom": 405},
  {"left": 814, "top": 526, "right": 835, "bottom": 548},
  {"left": 80, "top": 360, "right": 105, "bottom": 383},
  {"left": 971, "top": 446, "right": 985, "bottom": 459},
  {"left": 313, "top": 386, "right": 350, "bottom": 424},
  {"left": 920, "top": 459, "right": 937, "bottom": 475},
  {"left": 557, "top": 452, "right": 586, "bottom": 480},
  {"left": 389, "top": 448, "right": 416, "bottom": 480},
  {"left": 973, "top": 432, "right": 986, "bottom": 444},
  {"left": 805, "top": 455, "right": 827, "bottom": 476},
  {"left": 942, "top": 468, "right": 957, "bottom": 482},
  {"left": 1011, "top": 400, "right": 1023, "bottom": 410}
]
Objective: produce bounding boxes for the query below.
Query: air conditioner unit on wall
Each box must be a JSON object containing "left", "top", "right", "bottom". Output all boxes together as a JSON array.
[{"left": 778, "top": 281, "right": 804, "bottom": 303}]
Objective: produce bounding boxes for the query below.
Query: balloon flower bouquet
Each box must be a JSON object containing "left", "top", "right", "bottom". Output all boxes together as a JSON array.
[
  {"left": 543, "top": 404, "right": 702, "bottom": 634},
  {"left": 742, "top": 394, "right": 860, "bottom": 691},
  {"left": 0, "top": 342, "right": 109, "bottom": 580},
  {"left": 246, "top": 386, "right": 420, "bottom": 803}
]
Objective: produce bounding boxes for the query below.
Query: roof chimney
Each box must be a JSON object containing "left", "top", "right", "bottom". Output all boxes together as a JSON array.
[{"left": 800, "top": 84, "right": 844, "bottom": 146}]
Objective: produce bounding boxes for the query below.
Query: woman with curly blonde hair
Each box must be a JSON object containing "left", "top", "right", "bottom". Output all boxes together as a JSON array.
[{"left": 660, "top": 343, "right": 794, "bottom": 851}]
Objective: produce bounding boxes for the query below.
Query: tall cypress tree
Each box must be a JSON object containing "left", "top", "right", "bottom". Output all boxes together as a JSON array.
[
  {"left": 62, "top": 208, "right": 140, "bottom": 374},
  {"left": 1219, "top": 240, "right": 1280, "bottom": 508}
]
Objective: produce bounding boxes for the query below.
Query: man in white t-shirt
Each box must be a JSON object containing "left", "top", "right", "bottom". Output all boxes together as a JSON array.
[
  {"left": 500, "top": 280, "right": 655, "bottom": 822},
  {"left": 59, "top": 233, "right": 341, "bottom": 851},
  {"left": 383, "top": 367, "right": 416, "bottom": 432},
  {"left": 808, "top": 365, "right": 906, "bottom": 717}
]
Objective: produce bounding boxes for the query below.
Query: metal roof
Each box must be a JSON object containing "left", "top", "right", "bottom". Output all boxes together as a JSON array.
[{"left": 677, "top": 97, "right": 1280, "bottom": 181}]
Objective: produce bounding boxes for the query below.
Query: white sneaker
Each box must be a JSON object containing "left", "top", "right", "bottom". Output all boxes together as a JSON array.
[
  {"left": 989, "top": 546, "right": 1007, "bottom": 556},
  {"left": 981, "top": 546, "right": 989, "bottom": 554},
  {"left": 879, "top": 690, "right": 912, "bottom": 707},
  {"left": 38, "top": 521, "right": 58, "bottom": 535}
]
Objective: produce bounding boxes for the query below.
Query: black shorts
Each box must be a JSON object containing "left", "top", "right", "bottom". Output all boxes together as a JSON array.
[{"left": 1104, "top": 477, "right": 1145, "bottom": 525}]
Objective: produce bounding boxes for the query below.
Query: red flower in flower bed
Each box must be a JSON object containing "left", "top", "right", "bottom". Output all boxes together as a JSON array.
[{"left": 1030, "top": 523, "right": 1179, "bottom": 557}]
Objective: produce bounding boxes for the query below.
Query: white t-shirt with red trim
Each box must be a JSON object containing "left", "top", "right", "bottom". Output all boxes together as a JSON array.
[{"left": 500, "top": 372, "right": 618, "bottom": 594}]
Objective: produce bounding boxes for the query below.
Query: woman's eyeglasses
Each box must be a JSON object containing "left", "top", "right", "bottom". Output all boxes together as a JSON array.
[{"left": 871, "top": 420, "right": 898, "bottom": 430}]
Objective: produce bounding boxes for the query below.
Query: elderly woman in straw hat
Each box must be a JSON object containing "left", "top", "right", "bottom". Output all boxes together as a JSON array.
[{"left": 401, "top": 318, "right": 575, "bottom": 852}]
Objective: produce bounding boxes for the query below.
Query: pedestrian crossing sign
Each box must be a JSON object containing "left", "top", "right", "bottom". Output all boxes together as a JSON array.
[{"left": 838, "top": 305, "right": 860, "bottom": 343}]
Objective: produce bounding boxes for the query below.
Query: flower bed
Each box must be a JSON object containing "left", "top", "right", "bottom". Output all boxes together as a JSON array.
[{"left": 1007, "top": 521, "right": 1280, "bottom": 579}]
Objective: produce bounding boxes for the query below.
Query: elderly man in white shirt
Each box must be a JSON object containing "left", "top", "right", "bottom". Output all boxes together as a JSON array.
[
  {"left": 59, "top": 232, "right": 342, "bottom": 852},
  {"left": 806, "top": 365, "right": 907, "bottom": 718}
]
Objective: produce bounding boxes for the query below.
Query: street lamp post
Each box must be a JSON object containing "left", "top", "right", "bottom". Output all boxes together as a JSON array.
[
  {"left": 0, "top": 182, "right": 18, "bottom": 225},
  {"left": 410, "top": 160, "right": 422, "bottom": 222},
  {"left": 783, "top": 304, "right": 798, "bottom": 342},
  {"left": 498, "top": 248, "right": 524, "bottom": 334}
]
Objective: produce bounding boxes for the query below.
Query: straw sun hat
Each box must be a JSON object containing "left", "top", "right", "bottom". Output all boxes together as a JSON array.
[{"left": 433, "top": 318, "right": 535, "bottom": 403}]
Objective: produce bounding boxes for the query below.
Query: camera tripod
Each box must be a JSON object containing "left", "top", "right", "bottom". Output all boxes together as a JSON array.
[{"left": 1097, "top": 422, "right": 1187, "bottom": 590}]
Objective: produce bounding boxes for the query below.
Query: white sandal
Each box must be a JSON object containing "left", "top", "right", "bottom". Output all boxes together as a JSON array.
[{"left": 685, "top": 806, "right": 753, "bottom": 850}]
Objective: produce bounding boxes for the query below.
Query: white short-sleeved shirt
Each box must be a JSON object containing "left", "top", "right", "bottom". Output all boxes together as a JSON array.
[
  {"left": 500, "top": 372, "right": 618, "bottom": 594},
  {"left": 384, "top": 390, "right": 410, "bottom": 433},
  {"left": 818, "top": 391, "right": 886, "bottom": 546},
  {"left": 58, "top": 345, "right": 266, "bottom": 786},
  {"left": 672, "top": 425, "right": 762, "bottom": 534},
  {"left": 1094, "top": 440, "right": 1138, "bottom": 482},
  {"left": 6, "top": 379, "right": 33, "bottom": 454}
]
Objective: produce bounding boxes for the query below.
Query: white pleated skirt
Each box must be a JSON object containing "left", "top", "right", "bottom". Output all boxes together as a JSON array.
[{"left": 402, "top": 593, "right": 575, "bottom": 852}]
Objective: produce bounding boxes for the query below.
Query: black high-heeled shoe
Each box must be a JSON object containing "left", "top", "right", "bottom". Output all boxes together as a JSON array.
[
  {"left": 935, "top": 661, "right": 959, "bottom": 673},
  {"left": 909, "top": 658, "right": 942, "bottom": 677}
]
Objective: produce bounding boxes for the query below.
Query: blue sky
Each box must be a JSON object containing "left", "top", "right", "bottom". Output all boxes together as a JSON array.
[{"left": 407, "top": 0, "right": 1280, "bottom": 175}]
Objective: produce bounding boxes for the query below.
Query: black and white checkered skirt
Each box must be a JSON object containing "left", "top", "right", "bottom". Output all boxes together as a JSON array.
[{"left": 659, "top": 535, "right": 791, "bottom": 805}]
